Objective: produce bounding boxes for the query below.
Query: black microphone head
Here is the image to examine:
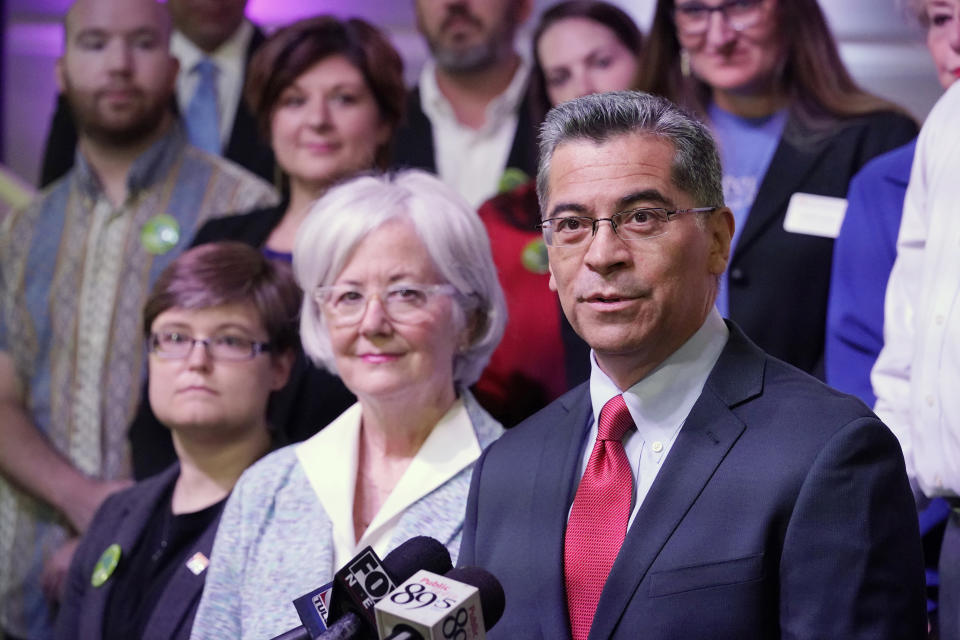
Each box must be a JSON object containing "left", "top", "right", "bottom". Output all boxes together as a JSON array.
[
  {"left": 382, "top": 536, "right": 453, "bottom": 583},
  {"left": 445, "top": 566, "right": 505, "bottom": 631}
]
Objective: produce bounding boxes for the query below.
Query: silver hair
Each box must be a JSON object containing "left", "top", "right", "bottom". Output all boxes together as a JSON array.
[
  {"left": 536, "top": 91, "right": 725, "bottom": 215},
  {"left": 292, "top": 170, "right": 507, "bottom": 389}
]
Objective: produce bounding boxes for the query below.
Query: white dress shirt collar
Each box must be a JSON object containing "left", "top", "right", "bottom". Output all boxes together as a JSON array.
[
  {"left": 418, "top": 56, "right": 530, "bottom": 136},
  {"left": 416, "top": 56, "right": 531, "bottom": 207},
  {"left": 589, "top": 307, "right": 730, "bottom": 439},
  {"left": 580, "top": 308, "right": 729, "bottom": 525}
]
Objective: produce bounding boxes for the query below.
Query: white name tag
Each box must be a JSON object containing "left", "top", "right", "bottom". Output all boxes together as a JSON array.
[{"left": 782, "top": 192, "right": 847, "bottom": 238}]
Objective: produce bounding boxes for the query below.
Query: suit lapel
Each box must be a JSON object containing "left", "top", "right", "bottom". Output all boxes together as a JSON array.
[
  {"left": 734, "top": 119, "right": 828, "bottom": 257},
  {"left": 222, "top": 26, "right": 275, "bottom": 184},
  {"left": 531, "top": 384, "right": 593, "bottom": 640},
  {"left": 393, "top": 89, "right": 437, "bottom": 173},
  {"left": 81, "top": 466, "right": 180, "bottom": 640},
  {"left": 588, "top": 325, "right": 764, "bottom": 640},
  {"left": 504, "top": 86, "right": 539, "bottom": 179},
  {"left": 142, "top": 509, "right": 223, "bottom": 640}
]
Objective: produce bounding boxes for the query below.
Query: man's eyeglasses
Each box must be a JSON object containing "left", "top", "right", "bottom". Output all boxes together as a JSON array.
[
  {"left": 314, "top": 283, "right": 458, "bottom": 326},
  {"left": 537, "top": 206, "right": 718, "bottom": 248},
  {"left": 149, "top": 332, "right": 272, "bottom": 361},
  {"left": 673, "top": 0, "right": 767, "bottom": 36}
]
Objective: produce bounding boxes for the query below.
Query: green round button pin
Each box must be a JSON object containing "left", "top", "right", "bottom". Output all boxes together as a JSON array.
[
  {"left": 498, "top": 167, "right": 529, "bottom": 194},
  {"left": 91, "top": 543, "right": 122, "bottom": 587},
  {"left": 521, "top": 237, "right": 549, "bottom": 274},
  {"left": 141, "top": 214, "right": 181, "bottom": 255}
]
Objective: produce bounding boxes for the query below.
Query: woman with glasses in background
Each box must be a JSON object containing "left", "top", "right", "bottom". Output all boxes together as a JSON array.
[
  {"left": 191, "top": 171, "right": 507, "bottom": 640},
  {"left": 474, "top": 0, "right": 643, "bottom": 428},
  {"left": 55, "top": 243, "right": 297, "bottom": 640},
  {"left": 637, "top": 0, "right": 917, "bottom": 377}
]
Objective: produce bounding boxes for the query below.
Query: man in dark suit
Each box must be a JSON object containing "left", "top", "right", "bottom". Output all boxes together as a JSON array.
[
  {"left": 40, "top": 0, "right": 274, "bottom": 186},
  {"left": 458, "top": 91, "right": 927, "bottom": 639}
]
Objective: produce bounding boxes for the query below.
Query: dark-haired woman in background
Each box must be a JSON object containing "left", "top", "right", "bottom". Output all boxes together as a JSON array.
[
  {"left": 636, "top": 0, "right": 917, "bottom": 376},
  {"left": 130, "top": 17, "right": 406, "bottom": 474},
  {"left": 192, "top": 15, "right": 405, "bottom": 258},
  {"left": 56, "top": 243, "right": 296, "bottom": 640},
  {"left": 473, "top": 0, "right": 642, "bottom": 427}
]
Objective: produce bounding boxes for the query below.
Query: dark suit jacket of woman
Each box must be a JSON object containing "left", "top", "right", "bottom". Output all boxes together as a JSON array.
[
  {"left": 127, "top": 205, "right": 356, "bottom": 480},
  {"left": 55, "top": 466, "right": 214, "bottom": 640},
  {"left": 727, "top": 110, "right": 917, "bottom": 376}
]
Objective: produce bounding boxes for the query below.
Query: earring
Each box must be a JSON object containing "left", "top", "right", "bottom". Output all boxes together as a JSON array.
[{"left": 680, "top": 49, "right": 691, "bottom": 78}]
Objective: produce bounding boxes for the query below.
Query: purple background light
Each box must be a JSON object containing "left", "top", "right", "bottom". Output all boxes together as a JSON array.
[{"left": 1, "top": 0, "right": 941, "bottom": 187}]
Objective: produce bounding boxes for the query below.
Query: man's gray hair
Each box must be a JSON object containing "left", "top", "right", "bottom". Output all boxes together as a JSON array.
[
  {"left": 292, "top": 170, "right": 507, "bottom": 389},
  {"left": 536, "top": 91, "right": 725, "bottom": 214}
]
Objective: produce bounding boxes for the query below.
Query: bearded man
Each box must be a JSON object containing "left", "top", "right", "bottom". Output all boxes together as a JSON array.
[
  {"left": 393, "top": 0, "right": 538, "bottom": 208},
  {"left": 0, "top": 0, "right": 275, "bottom": 636}
]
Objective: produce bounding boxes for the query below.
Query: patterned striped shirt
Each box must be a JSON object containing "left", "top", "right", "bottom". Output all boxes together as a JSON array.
[{"left": 0, "top": 121, "right": 277, "bottom": 638}]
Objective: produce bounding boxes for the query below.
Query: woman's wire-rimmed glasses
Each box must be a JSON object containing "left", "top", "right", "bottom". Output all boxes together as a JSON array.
[{"left": 314, "top": 282, "right": 459, "bottom": 326}]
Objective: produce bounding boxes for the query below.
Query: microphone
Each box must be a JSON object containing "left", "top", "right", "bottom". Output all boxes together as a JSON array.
[
  {"left": 373, "top": 567, "right": 505, "bottom": 640},
  {"left": 290, "top": 581, "right": 334, "bottom": 638},
  {"left": 269, "top": 537, "right": 453, "bottom": 640}
]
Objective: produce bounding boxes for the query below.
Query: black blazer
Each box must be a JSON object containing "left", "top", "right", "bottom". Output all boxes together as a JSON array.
[
  {"left": 390, "top": 83, "right": 539, "bottom": 181},
  {"left": 460, "top": 323, "right": 926, "bottom": 639},
  {"left": 128, "top": 205, "right": 356, "bottom": 479},
  {"left": 191, "top": 203, "right": 287, "bottom": 247},
  {"left": 40, "top": 28, "right": 275, "bottom": 186},
  {"left": 727, "top": 110, "right": 917, "bottom": 376},
  {"left": 55, "top": 466, "right": 214, "bottom": 640}
]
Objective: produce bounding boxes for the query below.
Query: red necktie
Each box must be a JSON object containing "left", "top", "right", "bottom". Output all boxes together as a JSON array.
[{"left": 564, "top": 394, "right": 635, "bottom": 640}]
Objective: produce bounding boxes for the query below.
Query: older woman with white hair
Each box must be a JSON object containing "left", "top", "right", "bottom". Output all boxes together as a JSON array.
[{"left": 190, "top": 170, "right": 507, "bottom": 640}]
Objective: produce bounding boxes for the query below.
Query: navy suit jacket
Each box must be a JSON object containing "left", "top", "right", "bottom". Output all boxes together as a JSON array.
[
  {"left": 55, "top": 466, "right": 218, "bottom": 640},
  {"left": 459, "top": 324, "right": 926, "bottom": 639}
]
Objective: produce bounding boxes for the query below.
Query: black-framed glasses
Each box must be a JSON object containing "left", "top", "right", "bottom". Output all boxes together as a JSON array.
[
  {"left": 148, "top": 332, "right": 272, "bottom": 361},
  {"left": 537, "top": 206, "right": 718, "bottom": 248},
  {"left": 314, "top": 282, "right": 459, "bottom": 326},
  {"left": 673, "top": 0, "right": 767, "bottom": 36}
]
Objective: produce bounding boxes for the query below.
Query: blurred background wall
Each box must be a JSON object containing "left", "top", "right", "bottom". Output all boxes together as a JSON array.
[{"left": 2, "top": 0, "right": 939, "bottom": 186}]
